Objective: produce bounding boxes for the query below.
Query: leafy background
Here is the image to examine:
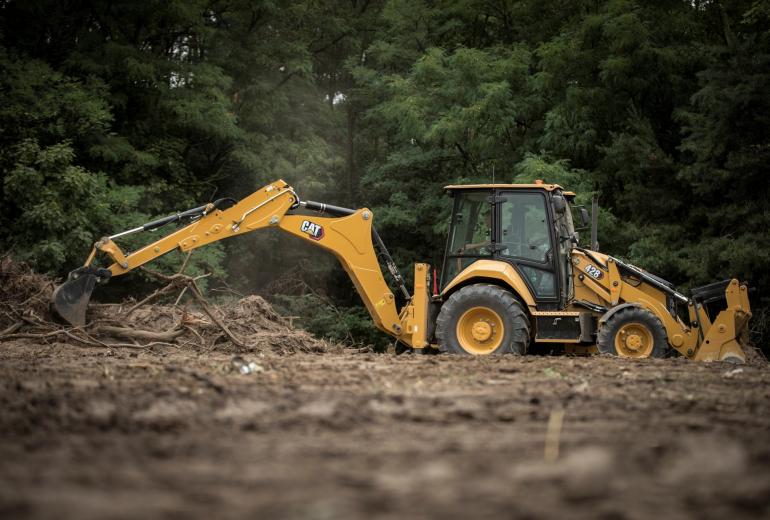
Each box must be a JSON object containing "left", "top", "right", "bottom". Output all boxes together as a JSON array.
[{"left": 1, "top": 0, "right": 767, "bottom": 350}]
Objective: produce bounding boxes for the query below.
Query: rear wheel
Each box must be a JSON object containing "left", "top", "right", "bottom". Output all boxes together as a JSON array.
[
  {"left": 436, "top": 284, "right": 530, "bottom": 355},
  {"left": 597, "top": 306, "right": 668, "bottom": 358}
]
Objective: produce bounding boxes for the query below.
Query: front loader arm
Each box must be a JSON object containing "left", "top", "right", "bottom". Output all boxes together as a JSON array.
[
  {"left": 571, "top": 249, "right": 750, "bottom": 362},
  {"left": 53, "top": 180, "right": 430, "bottom": 347}
]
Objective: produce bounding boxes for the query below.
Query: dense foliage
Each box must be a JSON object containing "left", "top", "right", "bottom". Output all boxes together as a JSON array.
[{"left": 1, "top": 0, "right": 767, "bottom": 348}]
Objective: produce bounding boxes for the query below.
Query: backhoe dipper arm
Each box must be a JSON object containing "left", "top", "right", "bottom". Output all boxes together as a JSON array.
[{"left": 61, "top": 180, "right": 429, "bottom": 346}]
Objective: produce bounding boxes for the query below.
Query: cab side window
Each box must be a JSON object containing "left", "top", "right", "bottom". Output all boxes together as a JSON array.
[
  {"left": 500, "top": 192, "right": 555, "bottom": 298},
  {"left": 500, "top": 193, "right": 551, "bottom": 262}
]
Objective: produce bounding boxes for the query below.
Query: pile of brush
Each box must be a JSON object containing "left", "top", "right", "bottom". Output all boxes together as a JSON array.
[{"left": 0, "top": 255, "right": 334, "bottom": 354}]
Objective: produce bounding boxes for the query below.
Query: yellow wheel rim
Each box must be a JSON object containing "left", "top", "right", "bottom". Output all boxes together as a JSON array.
[
  {"left": 614, "top": 322, "right": 654, "bottom": 358},
  {"left": 456, "top": 306, "right": 505, "bottom": 355}
]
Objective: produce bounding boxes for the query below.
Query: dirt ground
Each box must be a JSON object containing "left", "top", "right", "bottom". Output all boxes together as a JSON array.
[{"left": 1, "top": 342, "right": 769, "bottom": 520}]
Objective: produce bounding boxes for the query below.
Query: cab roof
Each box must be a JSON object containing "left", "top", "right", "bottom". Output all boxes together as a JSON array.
[{"left": 444, "top": 182, "right": 565, "bottom": 192}]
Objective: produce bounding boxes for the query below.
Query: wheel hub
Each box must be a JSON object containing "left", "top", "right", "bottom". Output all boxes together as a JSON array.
[
  {"left": 456, "top": 306, "right": 505, "bottom": 355},
  {"left": 471, "top": 321, "right": 492, "bottom": 342},
  {"left": 614, "top": 323, "right": 653, "bottom": 358},
  {"left": 624, "top": 333, "right": 643, "bottom": 351}
]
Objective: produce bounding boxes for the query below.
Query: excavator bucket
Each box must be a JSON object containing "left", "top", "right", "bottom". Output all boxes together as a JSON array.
[
  {"left": 51, "top": 274, "right": 96, "bottom": 327},
  {"left": 50, "top": 267, "right": 109, "bottom": 327},
  {"left": 692, "top": 279, "right": 752, "bottom": 363}
]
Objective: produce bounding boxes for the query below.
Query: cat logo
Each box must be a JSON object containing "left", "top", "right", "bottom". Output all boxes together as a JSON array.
[{"left": 300, "top": 220, "right": 324, "bottom": 240}]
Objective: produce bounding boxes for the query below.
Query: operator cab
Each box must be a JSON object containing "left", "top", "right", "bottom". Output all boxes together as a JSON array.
[{"left": 441, "top": 181, "right": 576, "bottom": 310}]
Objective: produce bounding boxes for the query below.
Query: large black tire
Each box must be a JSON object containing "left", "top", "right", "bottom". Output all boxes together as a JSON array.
[
  {"left": 436, "top": 284, "right": 530, "bottom": 355},
  {"left": 596, "top": 306, "right": 669, "bottom": 358}
]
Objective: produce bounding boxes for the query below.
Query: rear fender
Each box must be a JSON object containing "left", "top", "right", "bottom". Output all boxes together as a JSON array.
[{"left": 441, "top": 259, "right": 537, "bottom": 310}]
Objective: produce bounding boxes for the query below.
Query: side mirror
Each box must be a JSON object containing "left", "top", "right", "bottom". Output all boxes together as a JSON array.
[
  {"left": 552, "top": 194, "right": 567, "bottom": 214},
  {"left": 591, "top": 194, "right": 599, "bottom": 252},
  {"left": 579, "top": 207, "right": 589, "bottom": 227}
]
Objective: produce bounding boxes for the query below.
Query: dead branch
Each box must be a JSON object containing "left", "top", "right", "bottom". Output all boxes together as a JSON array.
[
  {"left": 208, "top": 277, "right": 245, "bottom": 298},
  {"left": 187, "top": 280, "right": 247, "bottom": 348},
  {"left": 136, "top": 267, "right": 246, "bottom": 347},
  {"left": 184, "top": 324, "right": 206, "bottom": 347},
  {"left": 62, "top": 330, "right": 116, "bottom": 350},
  {"left": 174, "top": 273, "right": 210, "bottom": 305},
  {"left": 124, "top": 261, "right": 197, "bottom": 316},
  {"left": 73, "top": 329, "right": 118, "bottom": 351},
  {"left": 19, "top": 281, "right": 54, "bottom": 307},
  {"left": 123, "top": 284, "right": 176, "bottom": 317},
  {"left": 178, "top": 249, "right": 193, "bottom": 274},
  {"left": 0, "top": 321, "right": 23, "bottom": 336},
  {"left": 92, "top": 325, "right": 185, "bottom": 342},
  {"left": 140, "top": 267, "right": 183, "bottom": 283},
  {"left": 0, "top": 329, "right": 77, "bottom": 341},
  {"left": 174, "top": 287, "right": 188, "bottom": 306}
]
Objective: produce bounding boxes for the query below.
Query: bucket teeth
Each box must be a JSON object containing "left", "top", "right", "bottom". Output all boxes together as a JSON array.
[{"left": 51, "top": 272, "right": 98, "bottom": 327}]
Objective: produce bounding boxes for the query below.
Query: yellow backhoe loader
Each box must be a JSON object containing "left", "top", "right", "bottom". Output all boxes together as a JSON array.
[{"left": 51, "top": 179, "right": 751, "bottom": 362}]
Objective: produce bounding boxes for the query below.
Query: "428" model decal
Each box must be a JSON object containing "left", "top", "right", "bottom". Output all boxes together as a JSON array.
[{"left": 584, "top": 264, "right": 603, "bottom": 279}]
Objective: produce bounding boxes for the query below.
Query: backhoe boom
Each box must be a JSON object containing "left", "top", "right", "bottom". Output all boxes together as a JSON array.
[{"left": 51, "top": 180, "right": 430, "bottom": 348}]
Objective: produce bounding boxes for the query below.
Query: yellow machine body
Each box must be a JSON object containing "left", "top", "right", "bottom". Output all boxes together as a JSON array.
[
  {"left": 437, "top": 182, "right": 751, "bottom": 362},
  {"left": 440, "top": 249, "right": 750, "bottom": 362},
  {"left": 53, "top": 179, "right": 750, "bottom": 362}
]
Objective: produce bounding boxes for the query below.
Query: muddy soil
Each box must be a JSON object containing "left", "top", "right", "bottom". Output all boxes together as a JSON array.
[{"left": 1, "top": 343, "right": 769, "bottom": 520}]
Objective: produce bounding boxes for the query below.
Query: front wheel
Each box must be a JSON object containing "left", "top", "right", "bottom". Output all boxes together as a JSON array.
[
  {"left": 596, "top": 306, "right": 669, "bottom": 358},
  {"left": 435, "top": 284, "right": 530, "bottom": 355}
]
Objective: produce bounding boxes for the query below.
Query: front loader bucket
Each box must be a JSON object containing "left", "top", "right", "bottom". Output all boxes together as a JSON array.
[
  {"left": 51, "top": 272, "right": 98, "bottom": 327},
  {"left": 693, "top": 279, "right": 752, "bottom": 363}
]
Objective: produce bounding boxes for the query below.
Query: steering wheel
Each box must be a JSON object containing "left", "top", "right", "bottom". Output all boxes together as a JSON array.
[{"left": 525, "top": 236, "right": 549, "bottom": 260}]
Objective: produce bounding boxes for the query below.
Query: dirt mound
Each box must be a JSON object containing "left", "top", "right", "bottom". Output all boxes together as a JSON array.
[
  {"left": 217, "top": 295, "right": 334, "bottom": 354},
  {"left": 224, "top": 295, "right": 286, "bottom": 330},
  {"left": 92, "top": 296, "right": 335, "bottom": 354},
  {"left": 0, "top": 256, "right": 337, "bottom": 354}
]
